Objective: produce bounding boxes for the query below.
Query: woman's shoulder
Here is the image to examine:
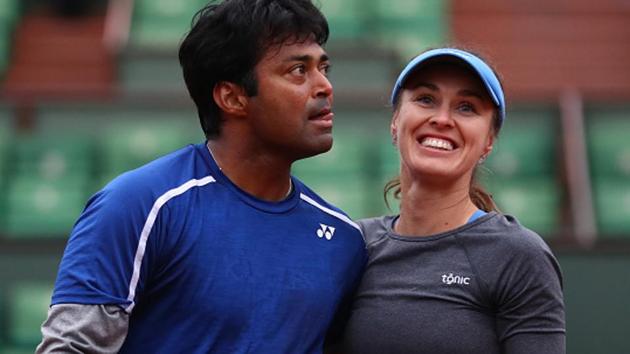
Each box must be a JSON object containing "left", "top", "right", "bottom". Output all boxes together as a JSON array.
[
  {"left": 357, "top": 215, "right": 395, "bottom": 246},
  {"left": 470, "top": 212, "right": 554, "bottom": 259},
  {"left": 465, "top": 213, "right": 563, "bottom": 295}
]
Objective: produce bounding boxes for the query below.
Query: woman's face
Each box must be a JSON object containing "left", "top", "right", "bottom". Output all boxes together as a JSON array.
[{"left": 392, "top": 61, "right": 496, "bottom": 186}]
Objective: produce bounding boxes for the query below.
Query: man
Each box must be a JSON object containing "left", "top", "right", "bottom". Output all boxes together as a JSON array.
[{"left": 36, "top": 0, "right": 366, "bottom": 352}]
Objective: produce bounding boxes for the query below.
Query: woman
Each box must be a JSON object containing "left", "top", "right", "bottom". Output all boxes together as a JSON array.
[{"left": 341, "top": 48, "right": 565, "bottom": 353}]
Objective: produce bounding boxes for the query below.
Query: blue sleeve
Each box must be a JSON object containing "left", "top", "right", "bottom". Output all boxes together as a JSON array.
[{"left": 51, "top": 175, "right": 160, "bottom": 310}]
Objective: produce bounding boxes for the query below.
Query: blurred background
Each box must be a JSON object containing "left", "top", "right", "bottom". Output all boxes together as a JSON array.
[{"left": 0, "top": 0, "right": 629, "bottom": 352}]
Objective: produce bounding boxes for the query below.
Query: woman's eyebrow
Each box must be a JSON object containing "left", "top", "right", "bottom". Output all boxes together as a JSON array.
[
  {"left": 458, "top": 89, "right": 484, "bottom": 100},
  {"left": 410, "top": 82, "right": 438, "bottom": 91}
]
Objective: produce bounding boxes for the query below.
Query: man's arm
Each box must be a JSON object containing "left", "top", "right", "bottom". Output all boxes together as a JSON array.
[{"left": 36, "top": 304, "right": 129, "bottom": 354}]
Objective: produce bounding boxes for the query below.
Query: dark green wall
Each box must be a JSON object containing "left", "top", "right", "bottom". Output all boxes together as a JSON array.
[{"left": 559, "top": 253, "right": 630, "bottom": 354}]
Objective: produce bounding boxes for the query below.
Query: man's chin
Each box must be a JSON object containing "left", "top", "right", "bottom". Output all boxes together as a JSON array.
[{"left": 292, "top": 136, "right": 334, "bottom": 161}]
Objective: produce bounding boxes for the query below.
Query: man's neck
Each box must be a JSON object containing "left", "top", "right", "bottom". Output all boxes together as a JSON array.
[{"left": 207, "top": 140, "right": 293, "bottom": 202}]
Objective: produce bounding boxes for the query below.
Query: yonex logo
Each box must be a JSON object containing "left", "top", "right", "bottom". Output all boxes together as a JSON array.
[
  {"left": 442, "top": 273, "right": 471, "bottom": 285},
  {"left": 316, "top": 223, "right": 335, "bottom": 240}
]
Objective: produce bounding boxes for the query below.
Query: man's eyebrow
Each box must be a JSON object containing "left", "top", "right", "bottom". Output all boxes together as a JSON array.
[{"left": 284, "top": 53, "right": 330, "bottom": 63}]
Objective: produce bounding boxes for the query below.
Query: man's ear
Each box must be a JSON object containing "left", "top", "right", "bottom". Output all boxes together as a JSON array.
[{"left": 212, "top": 82, "right": 249, "bottom": 117}]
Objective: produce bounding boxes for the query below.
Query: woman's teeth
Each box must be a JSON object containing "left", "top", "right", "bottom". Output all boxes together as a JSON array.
[{"left": 421, "top": 137, "right": 454, "bottom": 151}]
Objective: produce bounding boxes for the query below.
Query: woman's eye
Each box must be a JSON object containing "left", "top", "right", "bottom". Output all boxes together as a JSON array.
[
  {"left": 416, "top": 96, "right": 433, "bottom": 105},
  {"left": 458, "top": 103, "right": 476, "bottom": 113}
]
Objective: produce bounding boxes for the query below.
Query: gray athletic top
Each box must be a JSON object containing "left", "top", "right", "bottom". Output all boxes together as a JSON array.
[{"left": 341, "top": 212, "right": 565, "bottom": 354}]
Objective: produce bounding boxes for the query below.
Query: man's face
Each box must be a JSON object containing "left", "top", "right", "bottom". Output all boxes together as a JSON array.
[{"left": 244, "top": 39, "right": 334, "bottom": 162}]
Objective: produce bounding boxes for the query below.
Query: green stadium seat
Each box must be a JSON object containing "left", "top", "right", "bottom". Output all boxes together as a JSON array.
[
  {"left": 0, "top": 106, "right": 11, "bottom": 180},
  {"left": 12, "top": 134, "right": 93, "bottom": 182},
  {"left": 319, "top": 0, "right": 367, "bottom": 41},
  {"left": 7, "top": 282, "right": 52, "bottom": 348},
  {"left": 100, "top": 120, "right": 193, "bottom": 177},
  {"left": 486, "top": 178, "right": 560, "bottom": 237},
  {"left": 0, "top": 252, "right": 60, "bottom": 352},
  {"left": 483, "top": 106, "right": 561, "bottom": 236},
  {"left": 130, "top": 18, "right": 188, "bottom": 50},
  {"left": 375, "top": 126, "right": 399, "bottom": 179},
  {"left": 297, "top": 172, "right": 369, "bottom": 219},
  {"left": 35, "top": 103, "right": 199, "bottom": 136},
  {"left": 34, "top": 103, "right": 201, "bottom": 190},
  {"left": 371, "top": 0, "right": 446, "bottom": 57},
  {"left": 586, "top": 106, "right": 630, "bottom": 236},
  {"left": 0, "top": 30, "right": 10, "bottom": 77},
  {"left": 0, "top": 0, "right": 19, "bottom": 76},
  {"left": 486, "top": 106, "right": 558, "bottom": 178},
  {"left": 592, "top": 179, "right": 630, "bottom": 237},
  {"left": 119, "top": 54, "right": 187, "bottom": 95},
  {"left": 327, "top": 54, "right": 397, "bottom": 94},
  {"left": 4, "top": 177, "right": 87, "bottom": 238},
  {"left": 293, "top": 128, "right": 370, "bottom": 218},
  {"left": 293, "top": 128, "right": 368, "bottom": 175},
  {"left": 374, "top": 131, "right": 401, "bottom": 216},
  {"left": 129, "top": 0, "right": 207, "bottom": 49},
  {"left": 0, "top": 0, "right": 19, "bottom": 24},
  {"left": 372, "top": 0, "right": 445, "bottom": 26},
  {"left": 35, "top": 103, "right": 121, "bottom": 134},
  {"left": 587, "top": 107, "right": 630, "bottom": 180},
  {"left": 0, "top": 106, "right": 12, "bottom": 231},
  {"left": 293, "top": 117, "right": 395, "bottom": 218}
]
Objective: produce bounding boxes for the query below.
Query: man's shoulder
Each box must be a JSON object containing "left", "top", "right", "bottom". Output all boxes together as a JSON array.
[
  {"left": 294, "top": 178, "right": 361, "bottom": 233},
  {"left": 101, "top": 144, "right": 216, "bottom": 203}
]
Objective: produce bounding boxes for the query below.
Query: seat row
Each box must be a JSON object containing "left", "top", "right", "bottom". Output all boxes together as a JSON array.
[
  {"left": 129, "top": 0, "right": 447, "bottom": 57},
  {"left": 1, "top": 103, "right": 629, "bottom": 239}
]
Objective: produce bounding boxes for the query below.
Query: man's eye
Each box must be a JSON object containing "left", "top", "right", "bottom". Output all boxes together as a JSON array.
[
  {"left": 290, "top": 65, "right": 306, "bottom": 76},
  {"left": 320, "top": 63, "right": 331, "bottom": 76}
]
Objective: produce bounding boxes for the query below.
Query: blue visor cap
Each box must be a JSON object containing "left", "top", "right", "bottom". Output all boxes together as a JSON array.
[{"left": 390, "top": 48, "right": 506, "bottom": 124}]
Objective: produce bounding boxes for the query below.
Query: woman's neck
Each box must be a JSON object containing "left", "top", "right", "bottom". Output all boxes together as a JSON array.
[{"left": 395, "top": 174, "right": 479, "bottom": 237}]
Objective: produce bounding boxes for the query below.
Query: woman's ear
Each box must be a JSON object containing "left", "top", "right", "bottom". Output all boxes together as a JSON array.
[
  {"left": 391, "top": 112, "right": 399, "bottom": 146},
  {"left": 212, "top": 82, "right": 249, "bottom": 117},
  {"left": 482, "top": 132, "right": 495, "bottom": 159}
]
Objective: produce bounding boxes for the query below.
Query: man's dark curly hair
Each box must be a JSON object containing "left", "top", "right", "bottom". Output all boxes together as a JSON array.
[{"left": 179, "top": 0, "right": 329, "bottom": 138}]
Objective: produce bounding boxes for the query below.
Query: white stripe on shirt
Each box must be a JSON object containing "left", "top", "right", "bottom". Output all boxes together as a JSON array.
[
  {"left": 126, "top": 176, "right": 216, "bottom": 312},
  {"left": 299, "top": 193, "right": 361, "bottom": 232}
]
